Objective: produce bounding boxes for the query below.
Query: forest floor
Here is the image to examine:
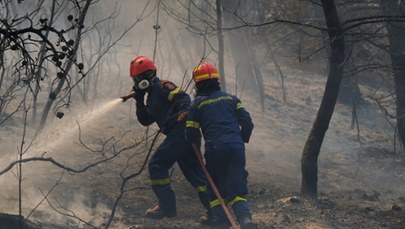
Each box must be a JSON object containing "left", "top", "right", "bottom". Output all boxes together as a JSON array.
[{"left": 0, "top": 68, "right": 405, "bottom": 229}]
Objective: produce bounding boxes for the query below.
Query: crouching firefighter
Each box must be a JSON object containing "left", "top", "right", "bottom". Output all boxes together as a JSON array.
[
  {"left": 121, "top": 56, "right": 212, "bottom": 223},
  {"left": 185, "top": 61, "right": 258, "bottom": 229}
]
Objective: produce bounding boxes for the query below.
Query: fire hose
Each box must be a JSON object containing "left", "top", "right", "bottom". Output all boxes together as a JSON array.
[{"left": 192, "top": 143, "right": 239, "bottom": 229}]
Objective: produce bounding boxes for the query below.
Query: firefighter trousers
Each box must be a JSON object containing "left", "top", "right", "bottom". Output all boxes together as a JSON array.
[
  {"left": 148, "top": 128, "right": 210, "bottom": 213},
  {"left": 205, "top": 142, "right": 252, "bottom": 224}
]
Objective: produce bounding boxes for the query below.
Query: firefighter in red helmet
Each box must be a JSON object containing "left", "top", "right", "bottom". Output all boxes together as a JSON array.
[
  {"left": 185, "top": 61, "right": 257, "bottom": 229},
  {"left": 123, "top": 56, "right": 212, "bottom": 223}
]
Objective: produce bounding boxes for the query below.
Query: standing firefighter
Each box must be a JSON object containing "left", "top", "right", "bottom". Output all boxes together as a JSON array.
[
  {"left": 185, "top": 62, "right": 257, "bottom": 229},
  {"left": 122, "top": 56, "right": 211, "bottom": 221}
]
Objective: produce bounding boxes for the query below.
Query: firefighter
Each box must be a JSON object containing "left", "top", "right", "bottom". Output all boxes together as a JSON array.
[
  {"left": 123, "top": 56, "right": 211, "bottom": 221},
  {"left": 185, "top": 62, "right": 257, "bottom": 229}
]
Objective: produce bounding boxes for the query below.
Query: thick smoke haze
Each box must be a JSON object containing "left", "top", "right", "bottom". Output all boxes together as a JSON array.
[{"left": 0, "top": 1, "right": 404, "bottom": 228}]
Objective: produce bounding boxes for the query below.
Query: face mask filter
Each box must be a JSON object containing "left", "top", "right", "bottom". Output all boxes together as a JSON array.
[{"left": 137, "top": 79, "right": 150, "bottom": 90}]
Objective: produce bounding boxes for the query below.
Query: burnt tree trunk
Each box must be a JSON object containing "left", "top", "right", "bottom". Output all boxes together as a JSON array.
[
  {"left": 301, "top": 0, "right": 345, "bottom": 199},
  {"left": 0, "top": 213, "right": 37, "bottom": 229},
  {"left": 337, "top": 4, "right": 364, "bottom": 107},
  {"left": 381, "top": 1, "right": 405, "bottom": 150}
]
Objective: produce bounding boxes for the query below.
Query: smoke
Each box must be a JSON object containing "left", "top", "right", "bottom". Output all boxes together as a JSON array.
[
  {"left": 0, "top": 98, "right": 131, "bottom": 227},
  {"left": 1, "top": 1, "right": 405, "bottom": 228}
]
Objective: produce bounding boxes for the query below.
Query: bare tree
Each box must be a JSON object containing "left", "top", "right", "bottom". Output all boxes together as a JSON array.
[
  {"left": 381, "top": 1, "right": 405, "bottom": 150},
  {"left": 161, "top": 0, "right": 233, "bottom": 92},
  {"left": 301, "top": 0, "right": 345, "bottom": 199},
  {"left": 0, "top": 1, "right": 87, "bottom": 126},
  {"left": 299, "top": 0, "right": 405, "bottom": 198},
  {"left": 0, "top": 1, "right": 156, "bottom": 228},
  {"left": 220, "top": 0, "right": 266, "bottom": 108},
  {"left": 38, "top": 0, "right": 92, "bottom": 131}
]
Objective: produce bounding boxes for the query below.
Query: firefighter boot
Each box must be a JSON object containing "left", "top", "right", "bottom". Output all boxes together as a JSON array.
[
  {"left": 210, "top": 205, "right": 231, "bottom": 229},
  {"left": 199, "top": 210, "right": 214, "bottom": 225},
  {"left": 211, "top": 221, "right": 231, "bottom": 229},
  {"left": 198, "top": 188, "right": 212, "bottom": 225},
  {"left": 238, "top": 216, "right": 258, "bottom": 229},
  {"left": 145, "top": 205, "right": 177, "bottom": 219}
]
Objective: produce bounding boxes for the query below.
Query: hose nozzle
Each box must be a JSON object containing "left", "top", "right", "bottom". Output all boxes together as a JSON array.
[{"left": 120, "top": 93, "right": 135, "bottom": 102}]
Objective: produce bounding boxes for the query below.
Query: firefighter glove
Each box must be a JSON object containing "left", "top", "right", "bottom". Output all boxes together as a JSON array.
[
  {"left": 120, "top": 93, "right": 135, "bottom": 102},
  {"left": 177, "top": 111, "right": 189, "bottom": 122},
  {"left": 134, "top": 90, "right": 145, "bottom": 103}
]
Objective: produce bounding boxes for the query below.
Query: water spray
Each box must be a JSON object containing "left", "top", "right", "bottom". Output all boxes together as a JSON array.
[{"left": 32, "top": 98, "right": 124, "bottom": 154}]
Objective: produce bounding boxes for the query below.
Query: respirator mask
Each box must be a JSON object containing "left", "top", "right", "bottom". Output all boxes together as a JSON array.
[
  {"left": 133, "top": 70, "right": 155, "bottom": 91},
  {"left": 135, "top": 78, "right": 150, "bottom": 90}
]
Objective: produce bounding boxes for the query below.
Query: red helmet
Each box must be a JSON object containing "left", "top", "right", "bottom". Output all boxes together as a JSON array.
[
  {"left": 130, "top": 56, "right": 157, "bottom": 78},
  {"left": 192, "top": 62, "right": 220, "bottom": 84}
]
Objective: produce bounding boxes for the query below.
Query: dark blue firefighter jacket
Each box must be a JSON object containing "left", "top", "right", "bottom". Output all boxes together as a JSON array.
[
  {"left": 136, "top": 77, "right": 190, "bottom": 135},
  {"left": 185, "top": 90, "right": 254, "bottom": 151}
]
